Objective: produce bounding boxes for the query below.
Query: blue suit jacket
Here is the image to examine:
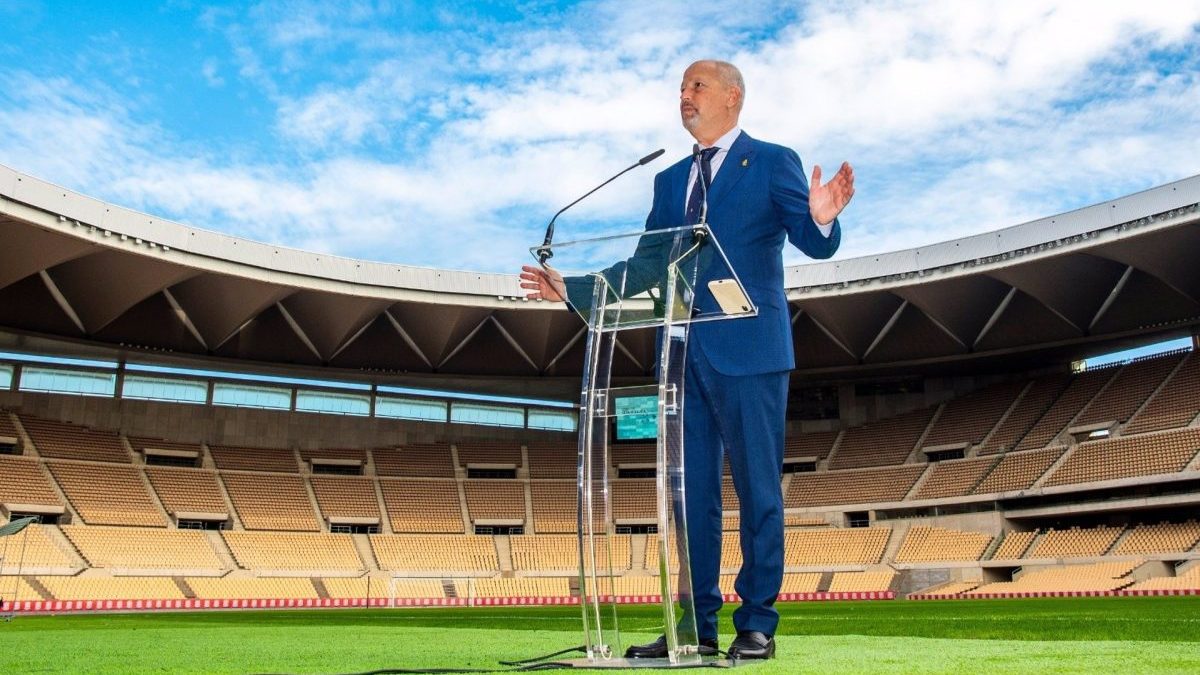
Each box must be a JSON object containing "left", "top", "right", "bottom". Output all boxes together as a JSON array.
[{"left": 644, "top": 131, "right": 841, "bottom": 376}]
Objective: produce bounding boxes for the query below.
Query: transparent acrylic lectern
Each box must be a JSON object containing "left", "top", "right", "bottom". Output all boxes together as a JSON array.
[{"left": 532, "top": 224, "right": 756, "bottom": 668}]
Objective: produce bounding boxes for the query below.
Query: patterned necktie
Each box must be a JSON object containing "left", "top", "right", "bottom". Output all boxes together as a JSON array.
[{"left": 685, "top": 147, "right": 720, "bottom": 225}]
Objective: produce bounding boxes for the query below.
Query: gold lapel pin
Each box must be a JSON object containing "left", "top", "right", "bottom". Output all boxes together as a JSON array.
[{"left": 741, "top": 158, "right": 749, "bottom": 167}]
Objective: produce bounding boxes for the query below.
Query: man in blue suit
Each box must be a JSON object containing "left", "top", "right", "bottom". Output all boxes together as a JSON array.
[{"left": 521, "top": 60, "right": 854, "bottom": 659}]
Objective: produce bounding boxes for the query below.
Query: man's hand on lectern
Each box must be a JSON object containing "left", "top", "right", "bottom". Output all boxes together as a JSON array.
[{"left": 520, "top": 264, "right": 567, "bottom": 302}]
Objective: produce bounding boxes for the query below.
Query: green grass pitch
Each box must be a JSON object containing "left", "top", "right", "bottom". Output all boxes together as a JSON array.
[{"left": 3, "top": 597, "right": 1200, "bottom": 674}]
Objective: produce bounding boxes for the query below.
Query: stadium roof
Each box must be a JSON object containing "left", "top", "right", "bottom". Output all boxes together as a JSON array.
[{"left": 1, "top": 163, "right": 1198, "bottom": 392}]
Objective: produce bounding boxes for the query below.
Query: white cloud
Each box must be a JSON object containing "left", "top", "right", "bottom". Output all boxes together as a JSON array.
[{"left": 1, "top": 0, "right": 1199, "bottom": 277}]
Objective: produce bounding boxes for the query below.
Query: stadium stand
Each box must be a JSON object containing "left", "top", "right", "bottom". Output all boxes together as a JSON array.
[
  {"left": 1127, "top": 564, "right": 1200, "bottom": 591},
  {"left": 966, "top": 561, "right": 1140, "bottom": 595},
  {"left": 222, "top": 531, "right": 364, "bottom": 571},
  {"left": 784, "top": 431, "right": 840, "bottom": 461},
  {"left": 894, "top": 526, "right": 992, "bottom": 563},
  {"left": 220, "top": 473, "right": 320, "bottom": 531},
  {"left": 62, "top": 525, "right": 225, "bottom": 570},
  {"left": 1025, "top": 526, "right": 1124, "bottom": 558},
  {"left": 298, "top": 447, "right": 366, "bottom": 464},
  {"left": 529, "top": 482, "right": 576, "bottom": 533},
  {"left": 18, "top": 415, "right": 130, "bottom": 463},
  {"left": 373, "top": 444, "right": 456, "bottom": 478},
  {"left": 185, "top": 577, "right": 320, "bottom": 600},
  {"left": 971, "top": 446, "right": 1065, "bottom": 494},
  {"left": 462, "top": 480, "right": 525, "bottom": 523},
  {"left": 920, "top": 381, "right": 1027, "bottom": 449},
  {"left": 0, "top": 410, "right": 19, "bottom": 441},
  {"left": 720, "top": 531, "right": 743, "bottom": 569},
  {"left": 828, "top": 570, "right": 895, "bottom": 592},
  {"left": 610, "top": 444, "right": 655, "bottom": 466},
  {"left": 0, "top": 454, "right": 64, "bottom": 508},
  {"left": 370, "top": 534, "right": 498, "bottom": 572},
  {"left": 323, "top": 576, "right": 445, "bottom": 599},
  {"left": 510, "top": 533, "right": 631, "bottom": 571},
  {"left": 1015, "top": 367, "right": 1117, "bottom": 451},
  {"left": 1113, "top": 521, "right": 1200, "bottom": 555},
  {"left": 0, "top": 575, "right": 45, "bottom": 601},
  {"left": 46, "top": 461, "right": 167, "bottom": 526},
  {"left": 978, "top": 374, "right": 1071, "bottom": 454},
  {"left": 209, "top": 446, "right": 298, "bottom": 473},
  {"left": 379, "top": 479, "right": 464, "bottom": 533},
  {"left": 0, "top": 523, "right": 77, "bottom": 569},
  {"left": 127, "top": 437, "right": 202, "bottom": 461},
  {"left": 37, "top": 576, "right": 185, "bottom": 601},
  {"left": 463, "top": 577, "right": 570, "bottom": 598},
  {"left": 991, "top": 530, "right": 1037, "bottom": 559},
  {"left": 786, "top": 465, "right": 925, "bottom": 507},
  {"left": 780, "top": 572, "right": 823, "bottom": 593},
  {"left": 1043, "top": 427, "right": 1200, "bottom": 487},
  {"left": 1125, "top": 352, "right": 1200, "bottom": 434},
  {"left": 829, "top": 407, "right": 936, "bottom": 469},
  {"left": 611, "top": 479, "right": 655, "bottom": 520},
  {"left": 456, "top": 442, "right": 522, "bottom": 468},
  {"left": 525, "top": 443, "right": 577, "bottom": 479},
  {"left": 721, "top": 475, "right": 740, "bottom": 512},
  {"left": 309, "top": 476, "right": 381, "bottom": 522},
  {"left": 911, "top": 456, "right": 998, "bottom": 500},
  {"left": 1074, "top": 352, "right": 1186, "bottom": 427},
  {"left": 914, "top": 580, "right": 981, "bottom": 597},
  {"left": 144, "top": 467, "right": 228, "bottom": 518},
  {"left": 783, "top": 528, "right": 890, "bottom": 565}
]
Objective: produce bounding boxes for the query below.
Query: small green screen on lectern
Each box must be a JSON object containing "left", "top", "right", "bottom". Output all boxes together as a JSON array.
[{"left": 614, "top": 395, "right": 658, "bottom": 440}]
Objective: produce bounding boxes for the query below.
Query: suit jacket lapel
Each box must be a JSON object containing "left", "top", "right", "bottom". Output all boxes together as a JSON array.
[
  {"left": 707, "top": 131, "right": 754, "bottom": 212},
  {"left": 666, "top": 160, "right": 690, "bottom": 226}
]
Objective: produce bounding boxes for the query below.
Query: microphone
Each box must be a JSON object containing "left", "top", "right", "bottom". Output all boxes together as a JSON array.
[
  {"left": 537, "top": 148, "right": 666, "bottom": 264},
  {"left": 692, "top": 144, "right": 710, "bottom": 243}
]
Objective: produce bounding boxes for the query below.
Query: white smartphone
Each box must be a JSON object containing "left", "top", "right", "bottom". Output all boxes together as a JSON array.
[{"left": 707, "top": 279, "right": 754, "bottom": 315}]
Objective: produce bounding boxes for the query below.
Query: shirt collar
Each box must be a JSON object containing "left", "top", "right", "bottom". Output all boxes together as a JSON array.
[{"left": 700, "top": 126, "right": 742, "bottom": 152}]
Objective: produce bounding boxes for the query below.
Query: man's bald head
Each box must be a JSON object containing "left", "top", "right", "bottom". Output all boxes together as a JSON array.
[
  {"left": 693, "top": 60, "right": 745, "bottom": 112},
  {"left": 680, "top": 60, "right": 745, "bottom": 145}
]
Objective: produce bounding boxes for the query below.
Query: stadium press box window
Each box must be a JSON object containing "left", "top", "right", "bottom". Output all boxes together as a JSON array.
[
  {"left": 0, "top": 364, "right": 11, "bottom": 390},
  {"left": 375, "top": 396, "right": 448, "bottom": 422},
  {"left": 450, "top": 402, "right": 524, "bottom": 428},
  {"left": 19, "top": 366, "right": 116, "bottom": 397},
  {"left": 122, "top": 375, "right": 207, "bottom": 404},
  {"left": 295, "top": 390, "right": 370, "bottom": 416},
  {"left": 212, "top": 382, "right": 291, "bottom": 410},
  {"left": 527, "top": 408, "right": 578, "bottom": 432}
]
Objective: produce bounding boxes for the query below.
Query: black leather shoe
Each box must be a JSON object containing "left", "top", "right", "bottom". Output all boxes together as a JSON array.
[
  {"left": 727, "top": 630, "right": 775, "bottom": 659},
  {"left": 624, "top": 635, "right": 720, "bottom": 658}
]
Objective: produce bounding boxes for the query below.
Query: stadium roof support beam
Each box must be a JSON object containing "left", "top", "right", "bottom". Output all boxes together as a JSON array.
[
  {"left": 489, "top": 315, "right": 539, "bottom": 372},
  {"left": 38, "top": 270, "right": 86, "bottom": 334},
  {"left": 801, "top": 311, "right": 857, "bottom": 360},
  {"left": 973, "top": 287, "right": 1017, "bottom": 349},
  {"left": 384, "top": 310, "right": 432, "bottom": 369},
  {"left": 544, "top": 326, "right": 586, "bottom": 373},
  {"left": 437, "top": 314, "right": 493, "bottom": 370},
  {"left": 862, "top": 300, "right": 908, "bottom": 361},
  {"left": 275, "top": 301, "right": 322, "bottom": 361},
  {"left": 162, "top": 288, "right": 208, "bottom": 351},
  {"left": 1088, "top": 265, "right": 1134, "bottom": 332}
]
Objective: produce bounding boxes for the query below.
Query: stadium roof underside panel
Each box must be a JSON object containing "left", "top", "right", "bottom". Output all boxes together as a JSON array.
[{"left": 1, "top": 163, "right": 1198, "bottom": 381}]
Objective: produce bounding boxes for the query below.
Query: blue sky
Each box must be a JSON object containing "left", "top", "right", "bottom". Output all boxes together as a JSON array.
[{"left": 1, "top": 1, "right": 1199, "bottom": 274}]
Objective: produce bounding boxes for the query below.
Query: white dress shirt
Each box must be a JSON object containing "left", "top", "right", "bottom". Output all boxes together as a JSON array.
[{"left": 686, "top": 126, "right": 834, "bottom": 236}]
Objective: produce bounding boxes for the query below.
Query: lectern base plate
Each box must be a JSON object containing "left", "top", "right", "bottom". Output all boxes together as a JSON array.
[{"left": 555, "top": 656, "right": 748, "bottom": 669}]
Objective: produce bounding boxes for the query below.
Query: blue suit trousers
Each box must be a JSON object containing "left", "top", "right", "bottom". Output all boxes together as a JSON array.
[{"left": 682, "top": 342, "right": 788, "bottom": 639}]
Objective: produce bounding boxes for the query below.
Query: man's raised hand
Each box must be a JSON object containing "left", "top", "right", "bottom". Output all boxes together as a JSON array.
[
  {"left": 519, "top": 264, "right": 567, "bottom": 302},
  {"left": 810, "top": 161, "right": 855, "bottom": 227}
]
